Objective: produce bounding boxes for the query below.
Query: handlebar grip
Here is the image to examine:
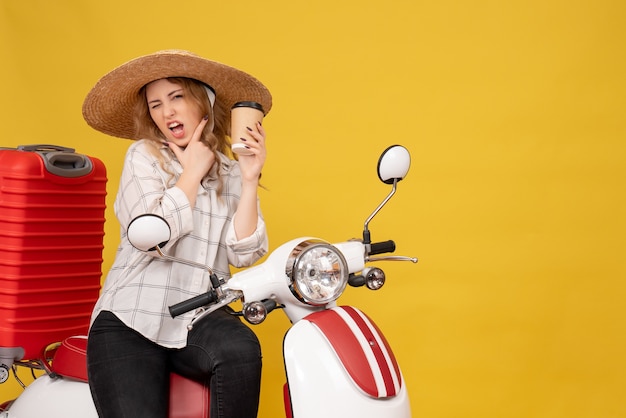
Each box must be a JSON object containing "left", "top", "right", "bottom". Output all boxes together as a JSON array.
[
  {"left": 169, "top": 291, "right": 217, "bottom": 318},
  {"left": 369, "top": 240, "right": 396, "bottom": 255}
]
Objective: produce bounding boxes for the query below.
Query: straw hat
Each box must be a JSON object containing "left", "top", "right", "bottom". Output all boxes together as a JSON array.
[{"left": 82, "top": 49, "right": 272, "bottom": 140}]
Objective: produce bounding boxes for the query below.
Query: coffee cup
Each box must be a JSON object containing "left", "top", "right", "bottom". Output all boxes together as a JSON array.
[{"left": 231, "top": 101, "right": 265, "bottom": 156}]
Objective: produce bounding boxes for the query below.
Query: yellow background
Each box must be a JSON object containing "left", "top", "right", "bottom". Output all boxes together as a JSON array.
[{"left": 1, "top": 0, "right": 625, "bottom": 417}]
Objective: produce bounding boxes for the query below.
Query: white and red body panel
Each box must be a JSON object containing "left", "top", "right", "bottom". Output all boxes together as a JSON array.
[
  {"left": 283, "top": 306, "right": 411, "bottom": 418},
  {"left": 2, "top": 375, "right": 97, "bottom": 418}
]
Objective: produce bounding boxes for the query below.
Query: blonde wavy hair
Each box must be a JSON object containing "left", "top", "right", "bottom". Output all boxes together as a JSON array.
[{"left": 132, "top": 77, "right": 231, "bottom": 192}]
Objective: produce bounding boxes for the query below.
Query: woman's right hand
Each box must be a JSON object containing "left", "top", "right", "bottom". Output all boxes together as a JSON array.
[
  {"left": 167, "top": 116, "right": 214, "bottom": 207},
  {"left": 167, "top": 116, "right": 214, "bottom": 182}
]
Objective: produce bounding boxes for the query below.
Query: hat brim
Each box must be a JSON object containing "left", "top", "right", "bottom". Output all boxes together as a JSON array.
[{"left": 82, "top": 50, "right": 272, "bottom": 140}]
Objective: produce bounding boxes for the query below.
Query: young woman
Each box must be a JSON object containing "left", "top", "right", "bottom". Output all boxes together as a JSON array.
[{"left": 81, "top": 50, "right": 273, "bottom": 418}]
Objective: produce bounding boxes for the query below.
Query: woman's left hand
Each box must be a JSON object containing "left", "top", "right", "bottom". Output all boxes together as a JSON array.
[{"left": 237, "top": 121, "right": 266, "bottom": 183}]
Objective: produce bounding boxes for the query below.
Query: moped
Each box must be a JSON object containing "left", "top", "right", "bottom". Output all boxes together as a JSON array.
[{"left": 0, "top": 144, "right": 417, "bottom": 418}]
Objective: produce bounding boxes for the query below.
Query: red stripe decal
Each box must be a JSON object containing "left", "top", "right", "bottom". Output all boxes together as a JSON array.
[
  {"left": 306, "top": 308, "right": 379, "bottom": 397},
  {"left": 365, "top": 311, "right": 402, "bottom": 386},
  {"left": 341, "top": 306, "right": 396, "bottom": 396},
  {"left": 306, "top": 306, "right": 402, "bottom": 398}
]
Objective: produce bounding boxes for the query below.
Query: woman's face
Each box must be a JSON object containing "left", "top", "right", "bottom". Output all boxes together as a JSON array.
[{"left": 145, "top": 78, "right": 204, "bottom": 147}]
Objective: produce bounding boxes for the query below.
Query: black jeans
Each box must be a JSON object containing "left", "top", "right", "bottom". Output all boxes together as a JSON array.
[{"left": 87, "top": 309, "right": 262, "bottom": 418}]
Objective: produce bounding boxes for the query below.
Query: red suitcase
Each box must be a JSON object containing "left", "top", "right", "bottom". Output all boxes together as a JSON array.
[{"left": 0, "top": 144, "right": 107, "bottom": 367}]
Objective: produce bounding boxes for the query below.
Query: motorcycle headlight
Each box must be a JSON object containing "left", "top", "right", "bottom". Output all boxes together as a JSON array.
[{"left": 286, "top": 239, "right": 349, "bottom": 306}]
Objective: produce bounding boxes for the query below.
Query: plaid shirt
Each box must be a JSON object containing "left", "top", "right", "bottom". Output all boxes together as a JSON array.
[{"left": 91, "top": 140, "right": 268, "bottom": 348}]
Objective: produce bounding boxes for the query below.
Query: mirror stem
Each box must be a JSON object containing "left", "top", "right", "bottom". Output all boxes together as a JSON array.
[
  {"left": 155, "top": 246, "right": 214, "bottom": 274},
  {"left": 363, "top": 178, "right": 398, "bottom": 246}
]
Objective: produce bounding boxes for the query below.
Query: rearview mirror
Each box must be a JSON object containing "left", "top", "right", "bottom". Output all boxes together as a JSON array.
[
  {"left": 377, "top": 145, "right": 411, "bottom": 184},
  {"left": 127, "top": 214, "right": 171, "bottom": 252}
]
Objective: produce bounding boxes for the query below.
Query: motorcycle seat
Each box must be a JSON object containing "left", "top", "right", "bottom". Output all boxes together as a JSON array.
[
  {"left": 51, "top": 335, "right": 89, "bottom": 381},
  {"left": 51, "top": 336, "right": 210, "bottom": 417}
]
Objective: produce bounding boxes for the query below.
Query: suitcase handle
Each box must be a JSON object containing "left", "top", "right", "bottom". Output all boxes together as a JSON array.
[
  {"left": 18, "top": 144, "right": 94, "bottom": 178},
  {"left": 18, "top": 144, "right": 76, "bottom": 153}
]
